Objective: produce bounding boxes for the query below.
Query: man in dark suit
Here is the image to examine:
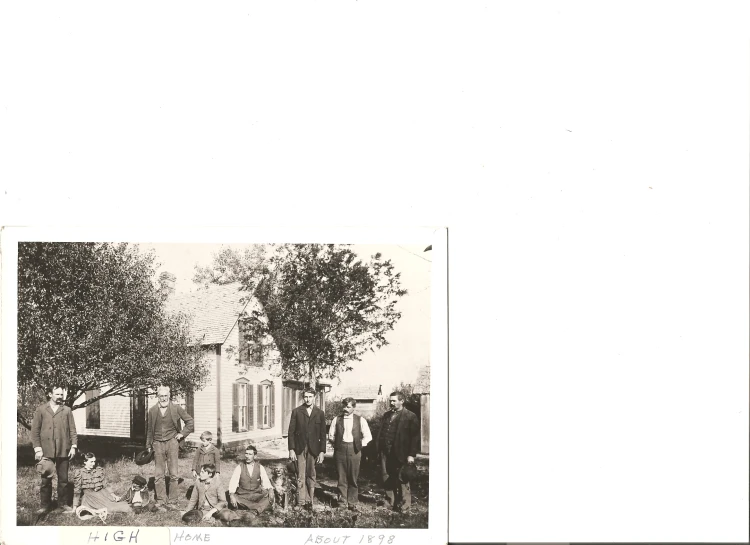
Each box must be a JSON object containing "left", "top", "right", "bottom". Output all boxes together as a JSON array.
[
  {"left": 31, "top": 386, "right": 78, "bottom": 514},
  {"left": 288, "top": 388, "right": 327, "bottom": 511},
  {"left": 377, "top": 391, "right": 420, "bottom": 513},
  {"left": 145, "top": 386, "right": 194, "bottom": 509}
]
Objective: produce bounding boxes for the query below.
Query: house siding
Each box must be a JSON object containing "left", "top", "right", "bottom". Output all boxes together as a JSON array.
[
  {"left": 72, "top": 385, "right": 130, "bottom": 438},
  {"left": 220, "top": 322, "right": 283, "bottom": 445},
  {"left": 67, "top": 288, "right": 303, "bottom": 447},
  {"left": 180, "top": 348, "right": 218, "bottom": 446}
]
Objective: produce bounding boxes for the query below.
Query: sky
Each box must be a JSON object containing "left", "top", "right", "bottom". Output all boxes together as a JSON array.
[{"left": 138, "top": 242, "right": 431, "bottom": 396}]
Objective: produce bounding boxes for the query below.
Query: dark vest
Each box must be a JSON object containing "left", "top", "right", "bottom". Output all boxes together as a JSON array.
[
  {"left": 381, "top": 410, "right": 401, "bottom": 452},
  {"left": 238, "top": 462, "right": 263, "bottom": 495},
  {"left": 154, "top": 406, "right": 178, "bottom": 442},
  {"left": 334, "top": 414, "right": 363, "bottom": 453}
]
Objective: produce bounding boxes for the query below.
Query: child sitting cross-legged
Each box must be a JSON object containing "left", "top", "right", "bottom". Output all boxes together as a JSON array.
[{"left": 181, "top": 464, "right": 227, "bottom": 523}]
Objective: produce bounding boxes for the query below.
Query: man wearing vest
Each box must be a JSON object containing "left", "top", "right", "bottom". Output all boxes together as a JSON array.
[
  {"left": 377, "top": 391, "right": 420, "bottom": 513},
  {"left": 328, "top": 397, "right": 372, "bottom": 511},
  {"left": 228, "top": 444, "right": 273, "bottom": 514},
  {"left": 288, "top": 388, "right": 327, "bottom": 511},
  {"left": 145, "top": 386, "right": 195, "bottom": 509},
  {"left": 31, "top": 386, "right": 78, "bottom": 514}
]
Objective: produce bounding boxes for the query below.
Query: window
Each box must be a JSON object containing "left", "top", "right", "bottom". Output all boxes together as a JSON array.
[
  {"left": 238, "top": 383, "right": 248, "bottom": 430},
  {"left": 251, "top": 343, "right": 263, "bottom": 366},
  {"left": 258, "top": 380, "right": 274, "bottom": 429},
  {"left": 85, "top": 388, "right": 101, "bottom": 429},
  {"left": 232, "top": 379, "right": 254, "bottom": 432},
  {"left": 238, "top": 321, "right": 263, "bottom": 367}
]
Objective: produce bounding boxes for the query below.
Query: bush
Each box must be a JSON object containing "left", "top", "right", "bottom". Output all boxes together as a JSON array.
[{"left": 324, "top": 396, "right": 343, "bottom": 424}]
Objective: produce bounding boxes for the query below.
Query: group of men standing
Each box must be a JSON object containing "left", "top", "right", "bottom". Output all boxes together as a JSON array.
[
  {"left": 289, "top": 388, "right": 420, "bottom": 513},
  {"left": 30, "top": 385, "right": 421, "bottom": 515}
]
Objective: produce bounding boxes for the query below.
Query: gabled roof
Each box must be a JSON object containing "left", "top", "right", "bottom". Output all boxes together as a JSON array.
[
  {"left": 165, "top": 282, "right": 250, "bottom": 345},
  {"left": 342, "top": 385, "right": 383, "bottom": 400}
]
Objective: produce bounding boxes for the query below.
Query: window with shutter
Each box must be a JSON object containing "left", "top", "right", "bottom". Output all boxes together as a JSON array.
[
  {"left": 232, "top": 383, "right": 239, "bottom": 432},
  {"left": 257, "top": 384, "right": 264, "bottom": 428},
  {"left": 269, "top": 383, "right": 275, "bottom": 428},
  {"left": 234, "top": 379, "right": 251, "bottom": 432},
  {"left": 258, "top": 380, "right": 273, "bottom": 429},
  {"left": 247, "top": 384, "right": 254, "bottom": 430},
  {"left": 86, "top": 388, "right": 101, "bottom": 429}
]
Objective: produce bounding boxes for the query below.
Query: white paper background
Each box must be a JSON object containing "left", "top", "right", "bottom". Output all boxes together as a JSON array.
[{"left": 1, "top": 0, "right": 749, "bottom": 542}]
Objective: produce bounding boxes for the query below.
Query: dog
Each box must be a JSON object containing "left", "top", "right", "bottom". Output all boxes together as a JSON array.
[{"left": 268, "top": 465, "right": 291, "bottom": 511}]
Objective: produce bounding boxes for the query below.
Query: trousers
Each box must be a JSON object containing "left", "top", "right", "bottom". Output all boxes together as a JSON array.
[
  {"left": 153, "top": 438, "right": 179, "bottom": 504},
  {"left": 381, "top": 451, "right": 411, "bottom": 509},
  {"left": 295, "top": 446, "right": 317, "bottom": 505},
  {"left": 335, "top": 442, "right": 361, "bottom": 506},
  {"left": 40, "top": 457, "right": 70, "bottom": 508}
]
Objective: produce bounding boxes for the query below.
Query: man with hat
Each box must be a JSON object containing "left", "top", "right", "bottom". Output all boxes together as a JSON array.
[
  {"left": 31, "top": 386, "right": 78, "bottom": 514},
  {"left": 377, "top": 391, "right": 420, "bottom": 513},
  {"left": 145, "top": 386, "right": 194, "bottom": 509},
  {"left": 228, "top": 444, "right": 273, "bottom": 514},
  {"left": 327, "top": 397, "right": 372, "bottom": 511}
]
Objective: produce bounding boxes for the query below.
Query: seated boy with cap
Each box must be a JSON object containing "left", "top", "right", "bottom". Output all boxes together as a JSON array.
[{"left": 115, "top": 475, "right": 160, "bottom": 513}]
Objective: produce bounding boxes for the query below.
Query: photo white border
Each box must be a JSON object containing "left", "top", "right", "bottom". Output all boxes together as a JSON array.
[{"left": 1, "top": 225, "right": 448, "bottom": 545}]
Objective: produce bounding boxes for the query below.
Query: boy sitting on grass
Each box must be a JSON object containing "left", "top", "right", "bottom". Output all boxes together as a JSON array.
[
  {"left": 181, "top": 464, "right": 226, "bottom": 522},
  {"left": 114, "top": 475, "right": 165, "bottom": 513}
]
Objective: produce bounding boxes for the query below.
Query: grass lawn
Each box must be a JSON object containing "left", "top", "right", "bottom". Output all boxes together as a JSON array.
[{"left": 16, "top": 437, "right": 429, "bottom": 529}]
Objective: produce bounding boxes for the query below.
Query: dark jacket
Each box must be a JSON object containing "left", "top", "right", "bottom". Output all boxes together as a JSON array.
[
  {"left": 287, "top": 404, "right": 327, "bottom": 457},
  {"left": 377, "top": 408, "right": 420, "bottom": 463},
  {"left": 31, "top": 403, "right": 78, "bottom": 458},
  {"left": 193, "top": 444, "right": 222, "bottom": 474},
  {"left": 145, "top": 402, "right": 194, "bottom": 449}
]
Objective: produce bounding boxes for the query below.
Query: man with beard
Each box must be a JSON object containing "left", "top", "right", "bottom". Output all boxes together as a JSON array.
[
  {"left": 145, "top": 386, "right": 194, "bottom": 509},
  {"left": 31, "top": 386, "right": 78, "bottom": 514},
  {"left": 377, "top": 391, "right": 420, "bottom": 513},
  {"left": 288, "top": 389, "right": 327, "bottom": 511}
]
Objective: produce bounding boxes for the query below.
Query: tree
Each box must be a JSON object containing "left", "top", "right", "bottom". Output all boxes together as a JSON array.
[
  {"left": 192, "top": 245, "right": 267, "bottom": 287},
  {"left": 17, "top": 242, "right": 209, "bottom": 429},
  {"left": 199, "top": 244, "right": 407, "bottom": 389}
]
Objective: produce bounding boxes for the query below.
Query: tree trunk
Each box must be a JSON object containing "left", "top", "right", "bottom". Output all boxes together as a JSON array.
[
  {"left": 17, "top": 414, "right": 32, "bottom": 430},
  {"left": 308, "top": 364, "right": 316, "bottom": 391}
]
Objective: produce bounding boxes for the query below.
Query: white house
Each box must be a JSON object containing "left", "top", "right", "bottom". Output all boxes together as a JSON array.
[{"left": 72, "top": 279, "right": 328, "bottom": 449}]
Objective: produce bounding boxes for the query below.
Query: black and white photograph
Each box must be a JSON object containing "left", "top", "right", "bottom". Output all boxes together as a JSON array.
[
  {"left": 3, "top": 228, "right": 447, "bottom": 544},
  {"left": 3, "top": 1, "right": 749, "bottom": 542}
]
